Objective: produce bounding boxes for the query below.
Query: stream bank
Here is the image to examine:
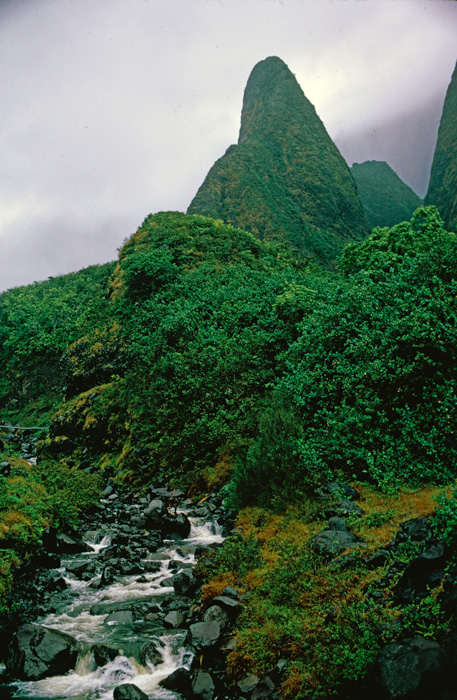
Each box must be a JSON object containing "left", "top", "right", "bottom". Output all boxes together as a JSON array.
[{"left": 0, "top": 483, "right": 252, "bottom": 700}]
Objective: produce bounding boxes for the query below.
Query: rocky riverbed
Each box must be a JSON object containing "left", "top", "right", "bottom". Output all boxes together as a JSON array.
[{"left": 0, "top": 483, "right": 248, "bottom": 700}]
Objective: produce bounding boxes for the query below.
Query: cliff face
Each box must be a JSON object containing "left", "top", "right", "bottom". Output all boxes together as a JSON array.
[
  {"left": 188, "top": 56, "right": 369, "bottom": 264},
  {"left": 425, "top": 60, "right": 457, "bottom": 232},
  {"left": 351, "top": 161, "right": 423, "bottom": 229}
]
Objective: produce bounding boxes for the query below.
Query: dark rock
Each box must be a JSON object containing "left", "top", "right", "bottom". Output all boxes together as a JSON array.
[
  {"left": 131, "top": 514, "right": 148, "bottom": 529},
  {"left": 173, "top": 570, "right": 198, "bottom": 597},
  {"left": 34, "top": 551, "right": 61, "bottom": 569},
  {"left": 45, "top": 571, "right": 68, "bottom": 593},
  {"left": 104, "top": 610, "right": 134, "bottom": 625},
  {"left": 162, "top": 512, "right": 191, "bottom": 539},
  {"left": 190, "top": 621, "right": 222, "bottom": 649},
  {"left": 6, "top": 624, "right": 79, "bottom": 681},
  {"left": 373, "top": 637, "right": 448, "bottom": 698},
  {"left": 164, "top": 611, "right": 185, "bottom": 629},
  {"left": 160, "top": 666, "right": 193, "bottom": 691},
  {"left": 213, "top": 595, "right": 241, "bottom": 612},
  {"left": 328, "top": 516, "right": 348, "bottom": 531},
  {"left": 394, "top": 544, "right": 446, "bottom": 604},
  {"left": 366, "top": 550, "right": 391, "bottom": 569},
  {"left": 318, "top": 482, "right": 359, "bottom": 501},
  {"left": 335, "top": 498, "right": 364, "bottom": 517},
  {"left": 237, "top": 673, "right": 260, "bottom": 694},
  {"left": 55, "top": 532, "right": 91, "bottom": 554},
  {"left": 203, "top": 605, "right": 230, "bottom": 631},
  {"left": 192, "top": 669, "right": 215, "bottom": 699},
  {"left": 222, "top": 586, "right": 239, "bottom": 599},
  {"left": 441, "top": 586, "right": 457, "bottom": 617},
  {"left": 251, "top": 676, "right": 275, "bottom": 699},
  {"left": 311, "top": 530, "right": 364, "bottom": 557},
  {"left": 144, "top": 499, "right": 166, "bottom": 529},
  {"left": 395, "top": 518, "right": 431, "bottom": 544},
  {"left": 403, "top": 544, "right": 445, "bottom": 577},
  {"left": 268, "top": 658, "right": 287, "bottom": 684},
  {"left": 92, "top": 643, "right": 119, "bottom": 668},
  {"left": 65, "top": 559, "right": 96, "bottom": 578},
  {"left": 113, "top": 683, "right": 149, "bottom": 700},
  {"left": 99, "top": 565, "right": 116, "bottom": 587},
  {"left": 138, "top": 641, "right": 163, "bottom": 667}
]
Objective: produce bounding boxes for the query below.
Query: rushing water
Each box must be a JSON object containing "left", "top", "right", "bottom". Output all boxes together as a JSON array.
[{"left": 4, "top": 511, "right": 224, "bottom": 700}]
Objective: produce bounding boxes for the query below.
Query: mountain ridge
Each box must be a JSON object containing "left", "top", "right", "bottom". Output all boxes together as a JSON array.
[
  {"left": 351, "top": 160, "right": 423, "bottom": 229},
  {"left": 425, "top": 59, "right": 457, "bottom": 232},
  {"left": 188, "top": 56, "right": 369, "bottom": 264}
]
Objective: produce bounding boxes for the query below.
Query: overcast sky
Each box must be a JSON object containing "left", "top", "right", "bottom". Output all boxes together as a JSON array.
[{"left": 1, "top": 0, "right": 456, "bottom": 293}]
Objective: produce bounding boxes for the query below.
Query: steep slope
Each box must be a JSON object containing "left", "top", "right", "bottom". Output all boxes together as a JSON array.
[
  {"left": 351, "top": 160, "right": 423, "bottom": 229},
  {"left": 425, "top": 60, "right": 457, "bottom": 232},
  {"left": 188, "top": 56, "right": 369, "bottom": 265}
]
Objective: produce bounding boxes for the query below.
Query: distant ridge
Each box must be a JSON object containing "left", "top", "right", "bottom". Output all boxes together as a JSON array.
[
  {"left": 425, "top": 60, "right": 457, "bottom": 232},
  {"left": 351, "top": 161, "right": 423, "bottom": 229},
  {"left": 188, "top": 56, "right": 369, "bottom": 265}
]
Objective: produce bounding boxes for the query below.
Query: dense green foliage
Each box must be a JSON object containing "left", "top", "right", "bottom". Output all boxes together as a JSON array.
[
  {"left": 0, "top": 450, "right": 100, "bottom": 611},
  {"left": 1, "top": 204, "right": 457, "bottom": 697},
  {"left": 426, "top": 59, "right": 457, "bottom": 233},
  {"left": 188, "top": 56, "right": 369, "bottom": 265},
  {"left": 0, "top": 263, "right": 115, "bottom": 423},
  {"left": 351, "top": 160, "right": 422, "bottom": 229},
  {"left": 230, "top": 206, "right": 457, "bottom": 509},
  {"left": 114, "top": 212, "right": 310, "bottom": 485}
]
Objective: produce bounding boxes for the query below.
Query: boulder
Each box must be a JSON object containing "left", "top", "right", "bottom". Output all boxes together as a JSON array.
[
  {"left": 160, "top": 666, "right": 193, "bottom": 692},
  {"left": 173, "top": 570, "right": 198, "bottom": 597},
  {"left": 328, "top": 516, "right": 348, "bottom": 531},
  {"left": 251, "top": 676, "right": 275, "bottom": 699},
  {"left": 203, "top": 605, "right": 230, "bottom": 631},
  {"left": 99, "top": 565, "right": 116, "bottom": 587},
  {"left": 222, "top": 586, "right": 239, "bottom": 598},
  {"left": 366, "top": 550, "right": 391, "bottom": 569},
  {"left": 394, "top": 544, "right": 446, "bottom": 604},
  {"left": 55, "top": 532, "right": 91, "bottom": 554},
  {"left": 45, "top": 571, "right": 68, "bottom": 593},
  {"left": 394, "top": 518, "right": 432, "bottom": 544},
  {"left": 91, "top": 643, "right": 119, "bottom": 668},
  {"left": 335, "top": 498, "right": 364, "bottom": 517},
  {"left": 190, "top": 621, "right": 222, "bottom": 650},
  {"left": 164, "top": 610, "right": 185, "bottom": 629},
  {"left": 373, "top": 637, "right": 448, "bottom": 698},
  {"left": 139, "top": 640, "right": 163, "bottom": 667},
  {"left": 162, "top": 512, "right": 191, "bottom": 539},
  {"left": 317, "top": 482, "right": 359, "bottom": 501},
  {"left": 6, "top": 624, "right": 79, "bottom": 681},
  {"left": 192, "top": 669, "right": 215, "bottom": 699},
  {"left": 104, "top": 610, "right": 134, "bottom": 625},
  {"left": 113, "top": 684, "right": 149, "bottom": 700},
  {"left": 65, "top": 559, "right": 96, "bottom": 579},
  {"left": 144, "top": 499, "right": 166, "bottom": 529},
  {"left": 311, "top": 530, "right": 364, "bottom": 557},
  {"left": 237, "top": 673, "right": 260, "bottom": 694}
]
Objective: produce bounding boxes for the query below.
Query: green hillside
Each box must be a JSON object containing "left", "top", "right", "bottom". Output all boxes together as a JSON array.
[
  {"left": 425, "top": 60, "right": 457, "bottom": 232},
  {"left": 351, "top": 160, "right": 422, "bottom": 229},
  {"left": 188, "top": 56, "right": 369, "bottom": 265},
  {"left": 1, "top": 207, "right": 457, "bottom": 698}
]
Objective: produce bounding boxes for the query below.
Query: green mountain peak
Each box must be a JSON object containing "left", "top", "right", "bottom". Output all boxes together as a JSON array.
[
  {"left": 188, "top": 56, "right": 369, "bottom": 265},
  {"left": 425, "top": 60, "right": 457, "bottom": 232},
  {"left": 351, "top": 160, "right": 423, "bottom": 229}
]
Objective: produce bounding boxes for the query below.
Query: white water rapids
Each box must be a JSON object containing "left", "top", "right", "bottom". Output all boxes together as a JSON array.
[{"left": 5, "top": 514, "right": 224, "bottom": 700}]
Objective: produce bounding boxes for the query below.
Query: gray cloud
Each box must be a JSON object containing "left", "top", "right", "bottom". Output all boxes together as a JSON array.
[{"left": 1, "top": 0, "right": 456, "bottom": 291}]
